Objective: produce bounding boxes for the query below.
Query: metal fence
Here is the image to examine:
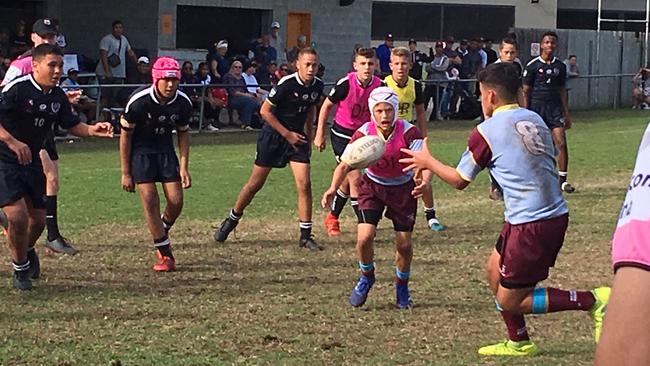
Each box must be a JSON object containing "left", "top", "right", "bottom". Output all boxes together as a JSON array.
[{"left": 70, "top": 72, "right": 640, "bottom": 131}]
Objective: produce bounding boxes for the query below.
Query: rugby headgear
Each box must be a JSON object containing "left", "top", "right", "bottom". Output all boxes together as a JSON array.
[
  {"left": 368, "top": 86, "right": 399, "bottom": 126},
  {"left": 152, "top": 56, "right": 180, "bottom": 85}
]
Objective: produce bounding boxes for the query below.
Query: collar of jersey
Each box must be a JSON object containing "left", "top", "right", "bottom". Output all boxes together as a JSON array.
[
  {"left": 28, "top": 73, "right": 52, "bottom": 94},
  {"left": 294, "top": 72, "right": 316, "bottom": 87},
  {"left": 493, "top": 104, "right": 520, "bottom": 115},
  {"left": 355, "top": 74, "right": 375, "bottom": 88}
]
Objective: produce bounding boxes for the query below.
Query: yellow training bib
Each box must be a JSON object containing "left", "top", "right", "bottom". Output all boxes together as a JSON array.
[{"left": 384, "top": 75, "right": 416, "bottom": 121}]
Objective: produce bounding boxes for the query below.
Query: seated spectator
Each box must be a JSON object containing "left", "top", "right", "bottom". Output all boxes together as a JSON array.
[
  {"left": 180, "top": 61, "right": 197, "bottom": 93},
  {"left": 195, "top": 61, "right": 222, "bottom": 131},
  {"left": 117, "top": 56, "right": 151, "bottom": 106},
  {"left": 256, "top": 61, "right": 278, "bottom": 90},
  {"left": 61, "top": 68, "right": 97, "bottom": 123},
  {"left": 223, "top": 60, "right": 261, "bottom": 130},
  {"left": 275, "top": 63, "right": 289, "bottom": 81},
  {"left": 242, "top": 61, "right": 269, "bottom": 101},
  {"left": 633, "top": 66, "right": 650, "bottom": 109},
  {"left": 565, "top": 55, "right": 579, "bottom": 78}
]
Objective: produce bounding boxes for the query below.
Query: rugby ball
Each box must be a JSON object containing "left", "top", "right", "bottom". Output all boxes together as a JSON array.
[{"left": 340, "top": 135, "right": 385, "bottom": 169}]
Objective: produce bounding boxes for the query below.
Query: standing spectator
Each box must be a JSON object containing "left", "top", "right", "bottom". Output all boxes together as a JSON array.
[
  {"left": 255, "top": 34, "right": 277, "bottom": 68},
  {"left": 207, "top": 40, "right": 230, "bottom": 80},
  {"left": 53, "top": 19, "right": 67, "bottom": 50},
  {"left": 0, "top": 28, "right": 10, "bottom": 58},
  {"left": 565, "top": 55, "right": 579, "bottom": 78},
  {"left": 424, "top": 42, "right": 449, "bottom": 120},
  {"left": 8, "top": 20, "right": 30, "bottom": 59},
  {"left": 443, "top": 36, "right": 457, "bottom": 58},
  {"left": 460, "top": 39, "right": 482, "bottom": 93},
  {"left": 477, "top": 38, "right": 488, "bottom": 68},
  {"left": 456, "top": 39, "right": 469, "bottom": 58},
  {"left": 632, "top": 66, "right": 650, "bottom": 109},
  {"left": 287, "top": 35, "right": 308, "bottom": 69},
  {"left": 375, "top": 33, "right": 394, "bottom": 76},
  {"left": 408, "top": 39, "right": 427, "bottom": 80},
  {"left": 485, "top": 39, "right": 498, "bottom": 64},
  {"left": 269, "top": 21, "right": 286, "bottom": 64},
  {"left": 95, "top": 20, "right": 139, "bottom": 107},
  {"left": 223, "top": 60, "right": 261, "bottom": 130}
]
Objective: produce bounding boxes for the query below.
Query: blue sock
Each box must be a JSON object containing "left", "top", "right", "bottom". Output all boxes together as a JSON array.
[
  {"left": 395, "top": 268, "right": 410, "bottom": 284},
  {"left": 359, "top": 261, "right": 374, "bottom": 275}
]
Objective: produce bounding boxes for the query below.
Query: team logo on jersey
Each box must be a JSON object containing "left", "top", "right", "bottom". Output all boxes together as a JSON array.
[
  {"left": 546, "top": 69, "right": 552, "bottom": 74},
  {"left": 553, "top": 68, "right": 559, "bottom": 75},
  {"left": 302, "top": 94, "right": 309, "bottom": 100},
  {"left": 310, "top": 92, "right": 319, "bottom": 100},
  {"left": 170, "top": 114, "right": 178, "bottom": 122},
  {"left": 538, "top": 68, "right": 544, "bottom": 74},
  {"left": 51, "top": 102, "right": 60, "bottom": 113},
  {"left": 39, "top": 104, "right": 47, "bottom": 111},
  {"left": 147, "top": 113, "right": 152, "bottom": 120},
  {"left": 158, "top": 115, "right": 166, "bottom": 122},
  {"left": 28, "top": 99, "right": 33, "bottom": 106}
]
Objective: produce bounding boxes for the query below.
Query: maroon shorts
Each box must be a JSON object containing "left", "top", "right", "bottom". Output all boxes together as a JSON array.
[
  {"left": 496, "top": 213, "right": 569, "bottom": 289},
  {"left": 357, "top": 175, "right": 417, "bottom": 232}
]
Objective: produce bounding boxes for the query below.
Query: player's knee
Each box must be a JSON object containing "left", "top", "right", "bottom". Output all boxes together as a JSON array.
[
  {"left": 395, "top": 240, "right": 412, "bottom": 256},
  {"left": 167, "top": 195, "right": 183, "bottom": 212},
  {"left": 495, "top": 292, "right": 526, "bottom": 314}
]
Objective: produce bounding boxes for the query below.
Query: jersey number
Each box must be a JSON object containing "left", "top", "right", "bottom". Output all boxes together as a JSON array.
[
  {"left": 297, "top": 105, "right": 309, "bottom": 113},
  {"left": 398, "top": 102, "right": 410, "bottom": 116},
  {"left": 34, "top": 118, "right": 45, "bottom": 127},
  {"left": 515, "top": 121, "right": 545, "bottom": 155},
  {"left": 154, "top": 127, "right": 166, "bottom": 135}
]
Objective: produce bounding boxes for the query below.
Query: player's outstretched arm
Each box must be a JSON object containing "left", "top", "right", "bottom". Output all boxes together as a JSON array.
[
  {"left": 119, "top": 123, "right": 134, "bottom": 193},
  {"left": 68, "top": 122, "right": 114, "bottom": 138},
  {"left": 177, "top": 126, "right": 191, "bottom": 189},
  {"left": 400, "top": 138, "right": 469, "bottom": 190},
  {"left": 321, "top": 162, "right": 352, "bottom": 209},
  {"left": 314, "top": 98, "right": 336, "bottom": 152}
]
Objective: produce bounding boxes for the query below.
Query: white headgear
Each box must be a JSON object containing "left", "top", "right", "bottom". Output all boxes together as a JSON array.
[{"left": 368, "top": 86, "right": 399, "bottom": 126}]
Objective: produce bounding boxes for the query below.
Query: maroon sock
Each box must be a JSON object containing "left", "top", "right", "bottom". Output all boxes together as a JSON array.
[
  {"left": 547, "top": 288, "right": 595, "bottom": 312},
  {"left": 500, "top": 311, "right": 529, "bottom": 341}
]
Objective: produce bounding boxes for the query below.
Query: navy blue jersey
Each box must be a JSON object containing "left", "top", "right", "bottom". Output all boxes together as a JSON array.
[
  {"left": 523, "top": 56, "right": 566, "bottom": 102},
  {"left": 266, "top": 73, "right": 324, "bottom": 133},
  {"left": 0, "top": 74, "right": 80, "bottom": 165},
  {"left": 122, "top": 85, "right": 193, "bottom": 154}
]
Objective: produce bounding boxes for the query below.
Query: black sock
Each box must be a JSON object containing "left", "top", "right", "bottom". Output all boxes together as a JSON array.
[
  {"left": 45, "top": 195, "right": 61, "bottom": 241},
  {"left": 229, "top": 208, "right": 243, "bottom": 221},
  {"left": 330, "top": 189, "right": 349, "bottom": 218},
  {"left": 425, "top": 207, "right": 437, "bottom": 221},
  {"left": 350, "top": 197, "right": 359, "bottom": 217},
  {"left": 558, "top": 171, "right": 567, "bottom": 184},
  {"left": 154, "top": 235, "right": 173, "bottom": 259},
  {"left": 299, "top": 221, "right": 312, "bottom": 241}
]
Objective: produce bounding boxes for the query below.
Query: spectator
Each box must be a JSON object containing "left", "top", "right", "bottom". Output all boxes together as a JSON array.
[
  {"left": 443, "top": 36, "right": 457, "bottom": 58},
  {"left": 254, "top": 34, "right": 277, "bottom": 68},
  {"left": 0, "top": 28, "right": 10, "bottom": 58},
  {"left": 408, "top": 39, "right": 428, "bottom": 80},
  {"left": 287, "top": 35, "right": 308, "bottom": 69},
  {"left": 256, "top": 60, "right": 277, "bottom": 90},
  {"left": 276, "top": 62, "right": 290, "bottom": 81},
  {"left": 376, "top": 33, "right": 394, "bottom": 76},
  {"left": 424, "top": 42, "right": 449, "bottom": 120},
  {"left": 485, "top": 39, "right": 498, "bottom": 64},
  {"left": 61, "top": 68, "right": 96, "bottom": 123},
  {"left": 460, "top": 39, "right": 482, "bottom": 93},
  {"left": 223, "top": 60, "right": 261, "bottom": 130},
  {"left": 242, "top": 61, "right": 269, "bottom": 101},
  {"left": 194, "top": 61, "right": 222, "bottom": 131},
  {"left": 207, "top": 40, "right": 230, "bottom": 80},
  {"left": 95, "top": 20, "right": 139, "bottom": 107},
  {"left": 477, "top": 38, "right": 488, "bottom": 68},
  {"left": 53, "top": 19, "right": 66, "bottom": 50},
  {"left": 565, "top": 54, "right": 579, "bottom": 78},
  {"left": 269, "top": 21, "right": 286, "bottom": 64},
  {"left": 180, "top": 61, "right": 198, "bottom": 97},
  {"left": 117, "top": 56, "right": 151, "bottom": 107},
  {"left": 632, "top": 66, "right": 650, "bottom": 109},
  {"left": 456, "top": 39, "right": 469, "bottom": 58},
  {"left": 8, "top": 20, "right": 30, "bottom": 59}
]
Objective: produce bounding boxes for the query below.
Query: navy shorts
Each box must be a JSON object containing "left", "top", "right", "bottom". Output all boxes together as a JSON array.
[
  {"left": 529, "top": 100, "right": 565, "bottom": 129},
  {"left": 495, "top": 213, "right": 569, "bottom": 289},
  {"left": 254, "top": 126, "right": 310, "bottom": 168},
  {"left": 0, "top": 161, "right": 46, "bottom": 209},
  {"left": 330, "top": 123, "right": 355, "bottom": 163},
  {"left": 131, "top": 152, "right": 181, "bottom": 184},
  {"left": 43, "top": 132, "right": 58, "bottom": 161}
]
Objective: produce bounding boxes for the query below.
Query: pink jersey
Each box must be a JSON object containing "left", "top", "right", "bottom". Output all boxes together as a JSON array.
[
  {"left": 612, "top": 122, "right": 650, "bottom": 271},
  {"left": 334, "top": 73, "right": 382, "bottom": 130},
  {"left": 1, "top": 53, "right": 32, "bottom": 87},
  {"left": 349, "top": 119, "right": 423, "bottom": 186}
]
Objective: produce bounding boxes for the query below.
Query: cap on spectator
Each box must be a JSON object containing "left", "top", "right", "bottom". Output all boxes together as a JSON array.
[
  {"left": 386, "top": 33, "right": 394, "bottom": 40},
  {"left": 215, "top": 40, "right": 228, "bottom": 49},
  {"left": 408, "top": 38, "right": 417, "bottom": 45},
  {"left": 137, "top": 56, "right": 150, "bottom": 64},
  {"left": 32, "top": 18, "right": 57, "bottom": 37},
  {"left": 460, "top": 39, "right": 468, "bottom": 45},
  {"left": 271, "top": 21, "right": 281, "bottom": 29},
  {"left": 67, "top": 67, "right": 78, "bottom": 74},
  {"left": 435, "top": 41, "right": 444, "bottom": 48}
]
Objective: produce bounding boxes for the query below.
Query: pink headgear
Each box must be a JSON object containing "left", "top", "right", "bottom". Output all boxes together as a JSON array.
[{"left": 152, "top": 56, "right": 181, "bottom": 85}]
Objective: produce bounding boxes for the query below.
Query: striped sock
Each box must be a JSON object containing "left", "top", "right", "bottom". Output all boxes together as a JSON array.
[
  {"left": 161, "top": 215, "right": 174, "bottom": 232},
  {"left": 13, "top": 260, "right": 30, "bottom": 272},
  {"left": 330, "top": 189, "right": 349, "bottom": 218},
  {"left": 154, "top": 235, "right": 173, "bottom": 259},
  {"left": 424, "top": 207, "right": 436, "bottom": 221},
  {"left": 395, "top": 267, "right": 410, "bottom": 284},
  {"left": 299, "top": 221, "right": 312, "bottom": 240},
  {"left": 359, "top": 261, "right": 375, "bottom": 276},
  {"left": 229, "top": 209, "right": 243, "bottom": 221}
]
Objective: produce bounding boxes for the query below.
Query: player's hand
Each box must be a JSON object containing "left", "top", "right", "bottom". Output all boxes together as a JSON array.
[
  {"left": 321, "top": 187, "right": 336, "bottom": 209},
  {"left": 180, "top": 169, "right": 192, "bottom": 189},
  {"left": 65, "top": 90, "right": 82, "bottom": 105},
  {"left": 313, "top": 133, "right": 326, "bottom": 152},
  {"left": 284, "top": 131, "right": 307, "bottom": 147},
  {"left": 121, "top": 174, "right": 135, "bottom": 193},
  {"left": 399, "top": 138, "right": 432, "bottom": 172},
  {"left": 411, "top": 175, "right": 431, "bottom": 198},
  {"left": 90, "top": 122, "right": 114, "bottom": 138},
  {"left": 8, "top": 139, "right": 31, "bottom": 165},
  {"left": 563, "top": 116, "right": 572, "bottom": 130}
]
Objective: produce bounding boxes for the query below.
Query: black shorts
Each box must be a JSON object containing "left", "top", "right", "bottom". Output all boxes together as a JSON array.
[
  {"left": 330, "top": 123, "right": 355, "bottom": 163},
  {"left": 43, "top": 132, "right": 59, "bottom": 161},
  {"left": 0, "top": 161, "right": 46, "bottom": 209},
  {"left": 131, "top": 152, "right": 181, "bottom": 184},
  {"left": 529, "top": 100, "right": 564, "bottom": 129},
  {"left": 254, "top": 126, "right": 310, "bottom": 168}
]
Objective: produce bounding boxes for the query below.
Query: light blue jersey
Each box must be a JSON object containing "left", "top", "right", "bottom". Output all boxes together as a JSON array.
[{"left": 456, "top": 104, "right": 568, "bottom": 224}]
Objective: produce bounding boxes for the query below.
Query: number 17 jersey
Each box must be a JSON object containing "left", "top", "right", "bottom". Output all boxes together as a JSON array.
[{"left": 456, "top": 104, "right": 568, "bottom": 224}]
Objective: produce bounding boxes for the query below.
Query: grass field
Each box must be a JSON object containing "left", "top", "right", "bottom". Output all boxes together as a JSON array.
[{"left": 0, "top": 110, "right": 647, "bottom": 365}]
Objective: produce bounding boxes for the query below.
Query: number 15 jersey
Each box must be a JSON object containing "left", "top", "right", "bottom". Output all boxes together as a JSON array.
[{"left": 456, "top": 104, "right": 568, "bottom": 224}]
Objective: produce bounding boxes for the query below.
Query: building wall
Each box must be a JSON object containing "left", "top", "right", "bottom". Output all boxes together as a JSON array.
[
  {"left": 559, "top": 0, "right": 649, "bottom": 12},
  {"left": 372, "top": 0, "right": 557, "bottom": 29}
]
